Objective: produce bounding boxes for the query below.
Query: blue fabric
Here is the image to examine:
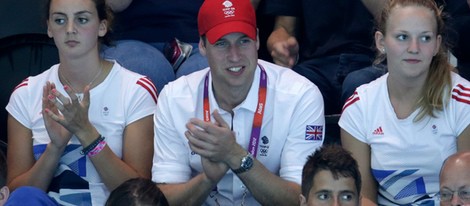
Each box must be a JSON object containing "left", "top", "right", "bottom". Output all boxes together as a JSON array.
[
  {"left": 33, "top": 144, "right": 87, "bottom": 177},
  {"left": 102, "top": 40, "right": 209, "bottom": 92},
  {"left": 6, "top": 186, "right": 59, "bottom": 206},
  {"left": 146, "top": 43, "right": 209, "bottom": 78},
  {"left": 342, "top": 64, "right": 387, "bottom": 104},
  {"left": 101, "top": 40, "right": 176, "bottom": 93},
  {"left": 103, "top": 1, "right": 209, "bottom": 92},
  {"left": 293, "top": 53, "right": 380, "bottom": 114},
  {"left": 174, "top": 43, "right": 209, "bottom": 78}
]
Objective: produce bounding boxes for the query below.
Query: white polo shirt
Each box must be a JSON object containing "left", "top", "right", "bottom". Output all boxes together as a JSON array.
[
  {"left": 152, "top": 59, "right": 325, "bottom": 205},
  {"left": 340, "top": 72, "right": 470, "bottom": 205}
]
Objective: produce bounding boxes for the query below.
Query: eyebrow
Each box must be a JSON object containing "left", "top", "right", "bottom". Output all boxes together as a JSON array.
[
  {"left": 395, "top": 30, "right": 435, "bottom": 34},
  {"left": 51, "top": 10, "right": 93, "bottom": 16},
  {"left": 441, "top": 186, "right": 470, "bottom": 191},
  {"left": 315, "top": 190, "right": 332, "bottom": 194},
  {"left": 314, "top": 190, "right": 357, "bottom": 196},
  {"left": 459, "top": 186, "right": 470, "bottom": 190},
  {"left": 339, "top": 190, "right": 356, "bottom": 194}
]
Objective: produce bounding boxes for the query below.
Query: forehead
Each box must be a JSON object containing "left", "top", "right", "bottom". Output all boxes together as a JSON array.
[
  {"left": 440, "top": 162, "right": 470, "bottom": 189},
  {"left": 311, "top": 170, "right": 357, "bottom": 193},
  {"left": 50, "top": 0, "right": 96, "bottom": 14},
  {"left": 216, "top": 32, "right": 252, "bottom": 41},
  {"left": 386, "top": 5, "right": 437, "bottom": 32}
]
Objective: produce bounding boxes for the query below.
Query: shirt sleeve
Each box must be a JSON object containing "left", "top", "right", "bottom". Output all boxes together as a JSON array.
[
  {"left": 338, "top": 91, "right": 368, "bottom": 144},
  {"left": 280, "top": 81, "right": 324, "bottom": 184},
  {"left": 449, "top": 79, "right": 470, "bottom": 137},
  {"left": 125, "top": 76, "right": 158, "bottom": 125},
  {"left": 151, "top": 84, "right": 192, "bottom": 183},
  {"left": 5, "top": 78, "right": 33, "bottom": 129}
]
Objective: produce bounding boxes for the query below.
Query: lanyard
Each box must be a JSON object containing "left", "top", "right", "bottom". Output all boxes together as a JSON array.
[{"left": 203, "top": 64, "right": 267, "bottom": 157}]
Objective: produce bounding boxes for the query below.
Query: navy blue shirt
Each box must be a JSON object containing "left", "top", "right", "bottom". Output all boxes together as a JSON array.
[
  {"left": 111, "top": 0, "right": 204, "bottom": 43},
  {"left": 265, "top": 0, "right": 375, "bottom": 60},
  {"left": 445, "top": 0, "right": 470, "bottom": 63}
]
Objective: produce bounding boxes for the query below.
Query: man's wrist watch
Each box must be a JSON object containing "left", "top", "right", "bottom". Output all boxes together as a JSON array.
[{"left": 232, "top": 153, "right": 254, "bottom": 174}]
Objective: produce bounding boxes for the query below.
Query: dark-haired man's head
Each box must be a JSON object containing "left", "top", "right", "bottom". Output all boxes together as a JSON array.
[{"left": 301, "top": 145, "right": 361, "bottom": 206}]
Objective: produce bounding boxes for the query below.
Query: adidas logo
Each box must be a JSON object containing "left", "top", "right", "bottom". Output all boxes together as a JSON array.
[{"left": 373, "top": 127, "right": 384, "bottom": 135}]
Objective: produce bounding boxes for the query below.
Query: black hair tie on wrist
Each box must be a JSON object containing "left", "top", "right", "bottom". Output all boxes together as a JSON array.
[{"left": 80, "top": 134, "right": 105, "bottom": 155}]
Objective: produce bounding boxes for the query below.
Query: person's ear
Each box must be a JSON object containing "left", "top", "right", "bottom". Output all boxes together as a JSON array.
[
  {"left": 98, "top": 20, "right": 108, "bottom": 37},
  {"left": 256, "top": 28, "right": 260, "bottom": 51},
  {"left": 299, "top": 194, "right": 308, "bottom": 206},
  {"left": 199, "top": 37, "right": 207, "bottom": 56},
  {"left": 47, "top": 20, "right": 53, "bottom": 38},
  {"left": 0, "top": 186, "right": 10, "bottom": 205},
  {"left": 434, "top": 34, "right": 442, "bottom": 56},
  {"left": 375, "top": 31, "right": 385, "bottom": 53}
]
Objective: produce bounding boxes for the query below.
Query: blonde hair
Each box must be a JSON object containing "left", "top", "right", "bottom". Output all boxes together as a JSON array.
[{"left": 374, "top": 0, "right": 453, "bottom": 122}]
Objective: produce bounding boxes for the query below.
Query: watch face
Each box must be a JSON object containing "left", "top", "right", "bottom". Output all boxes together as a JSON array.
[{"left": 242, "top": 155, "right": 254, "bottom": 169}]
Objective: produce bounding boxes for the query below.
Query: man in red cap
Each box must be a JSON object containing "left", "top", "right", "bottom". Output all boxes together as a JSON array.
[{"left": 151, "top": 0, "right": 325, "bottom": 205}]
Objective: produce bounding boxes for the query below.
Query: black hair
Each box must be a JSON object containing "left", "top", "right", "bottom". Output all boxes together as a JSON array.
[
  {"left": 301, "top": 145, "right": 361, "bottom": 200},
  {"left": 106, "top": 178, "right": 169, "bottom": 206}
]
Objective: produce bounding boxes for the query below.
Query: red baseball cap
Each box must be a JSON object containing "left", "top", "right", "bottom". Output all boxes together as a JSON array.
[{"left": 198, "top": 0, "right": 257, "bottom": 44}]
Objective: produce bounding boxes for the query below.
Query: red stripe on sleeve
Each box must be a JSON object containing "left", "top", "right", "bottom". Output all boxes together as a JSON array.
[
  {"left": 140, "top": 77, "right": 158, "bottom": 95},
  {"left": 342, "top": 96, "right": 360, "bottom": 113},
  {"left": 456, "top": 84, "right": 470, "bottom": 91},
  {"left": 453, "top": 86, "right": 470, "bottom": 98},
  {"left": 452, "top": 94, "right": 470, "bottom": 105},
  {"left": 13, "top": 78, "right": 29, "bottom": 92},
  {"left": 137, "top": 78, "right": 158, "bottom": 104}
]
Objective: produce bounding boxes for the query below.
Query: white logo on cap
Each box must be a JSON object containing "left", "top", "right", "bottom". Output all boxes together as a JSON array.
[
  {"left": 222, "top": 0, "right": 235, "bottom": 18},
  {"left": 223, "top": 0, "right": 233, "bottom": 7}
]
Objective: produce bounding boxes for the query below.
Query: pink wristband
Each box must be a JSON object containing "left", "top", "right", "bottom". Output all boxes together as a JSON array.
[{"left": 87, "top": 140, "right": 107, "bottom": 157}]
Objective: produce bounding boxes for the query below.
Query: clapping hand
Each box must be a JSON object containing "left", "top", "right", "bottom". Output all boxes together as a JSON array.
[
  {"left": 185, "top": 110, "right": 240, "bottom": 182},
  {"left": 43, "top": 81, "right": 95, "bottom": 148}
]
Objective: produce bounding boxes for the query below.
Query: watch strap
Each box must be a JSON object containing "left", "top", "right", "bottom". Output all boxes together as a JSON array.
[{"left": 232, "top": 166, "right": 247, "bottom": 174}]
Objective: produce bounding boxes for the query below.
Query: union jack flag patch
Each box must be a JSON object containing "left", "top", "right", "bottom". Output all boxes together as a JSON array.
[{"left": 305, "top": 125, "right": 323, "bottom": 141}]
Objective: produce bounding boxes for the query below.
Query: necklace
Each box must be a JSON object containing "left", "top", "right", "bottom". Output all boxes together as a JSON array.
[
  {"left": 211, "top": 187, "right": 249, "bottom": 206},
  {"left": 59, "top": 61, "right": 104, "bottom": 101}
]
